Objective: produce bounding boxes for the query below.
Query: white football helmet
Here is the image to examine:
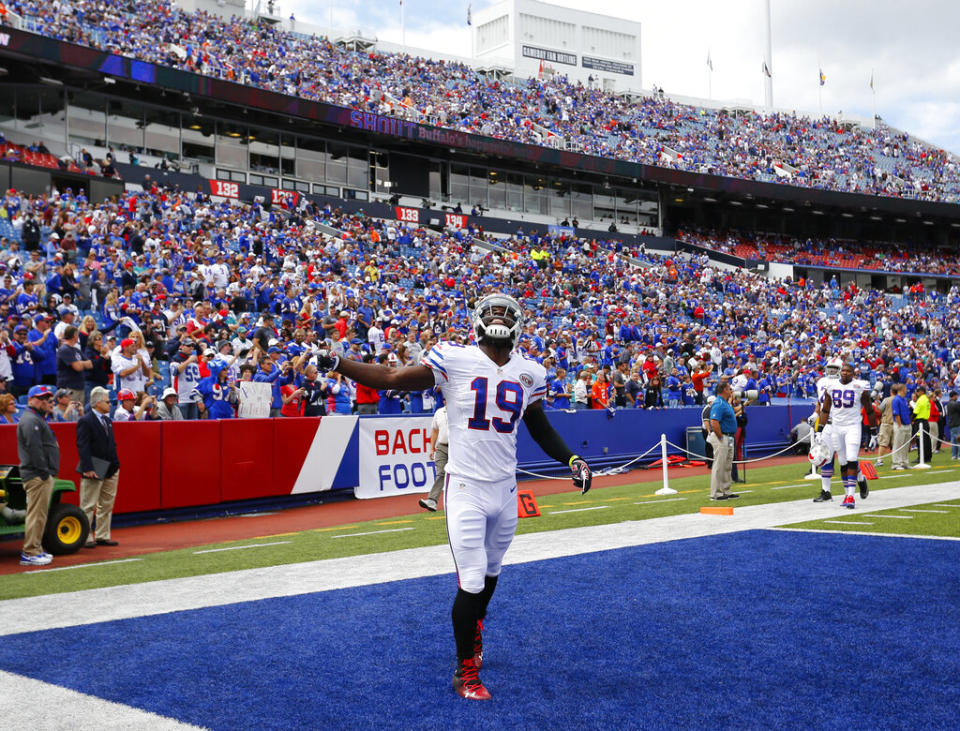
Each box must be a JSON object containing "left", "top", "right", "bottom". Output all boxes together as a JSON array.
[
  {"left": 825, "top": 358, "right": 843, "bottom": 378},
  {"left": 473, "top": 293, "right": 523, "bottom": 348},
  {"left": 808, "top": 435, "right": 832, "bottom": 468}
]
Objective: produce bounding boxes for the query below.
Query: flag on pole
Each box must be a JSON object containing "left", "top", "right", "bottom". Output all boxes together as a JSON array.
[
  {"left": 819, "top": 68, "right": 826, "bottom": 86},
  {"left": 706, "top": 51, "right": 713, "bottom": 71},
  {"left": 538, "top": 59, "right": 543, "bottom": 78},
  {"left": 467, "top": 3, "right": 472, "bottom": 26},
  {"left": 762, "top": 61, "right": 771, "bottom": 78},
  {"left": 869, "top": 72, "right": 874, "bottom": 90}
]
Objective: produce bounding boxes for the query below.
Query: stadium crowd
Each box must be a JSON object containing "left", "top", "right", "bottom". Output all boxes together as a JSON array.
[
  {"left": 0, "top": 179, "right": 958, "bottom": 427},
  {"left": 677, "top": 228, "right": 960, "bottom": 277},
  {"left": 6, "top": 0, "right": 960, "bottom": 204}
]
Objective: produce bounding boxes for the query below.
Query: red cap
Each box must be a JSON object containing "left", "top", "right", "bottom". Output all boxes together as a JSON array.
[
  {"left": 117, "top": 389, "right": 135, "bottom": 401},
  {"left": 120, "top": 338, "right": 135, "bottom": 348}
]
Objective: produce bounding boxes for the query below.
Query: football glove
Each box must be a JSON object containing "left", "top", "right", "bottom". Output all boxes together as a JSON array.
[
  {"left": 316, "top": 351, "right": 340, "bottom": 373},
  {"left": 569, "top": 455, "right": 592, "bottom": 495}
]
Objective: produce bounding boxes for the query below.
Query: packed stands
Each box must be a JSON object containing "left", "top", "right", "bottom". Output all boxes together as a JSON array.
[
  {"left": 6, "top": 0, "right": 960, "bottom": 204},
  {"left": 0, "top": 180, "right": 958, "bottom": 423},
  {"left": 677, "top": 228, "right": 960, "bottom": 277}
]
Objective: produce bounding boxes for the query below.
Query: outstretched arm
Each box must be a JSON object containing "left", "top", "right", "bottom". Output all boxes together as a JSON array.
[
  {"left": 320, "top": 352, "right": 435, "bottom": 392},
  {"left": 523, "top": 400, "right": 592, "bottom": 493}
]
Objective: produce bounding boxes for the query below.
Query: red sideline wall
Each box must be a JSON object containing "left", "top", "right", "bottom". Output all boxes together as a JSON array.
[{"left": 0, "top": 419, "right": 321, "bottom": 514}]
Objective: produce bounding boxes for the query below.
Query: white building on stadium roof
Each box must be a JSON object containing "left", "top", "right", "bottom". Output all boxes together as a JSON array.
[{"left": 472, "top": 0, "right": 642, "bottom": 93}]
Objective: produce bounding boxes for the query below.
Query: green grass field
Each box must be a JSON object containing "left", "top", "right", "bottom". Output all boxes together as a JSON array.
[{"left": 1, "top": 455, "right": 958, "bottom": 601}]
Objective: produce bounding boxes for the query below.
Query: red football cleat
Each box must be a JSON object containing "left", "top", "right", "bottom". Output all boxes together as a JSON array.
[
  {"left": 453, "top": 656, "right": 491, "bottom": 700},
  {"left": 473, "top": 620, "right": 484, "bottom": 669},
  {"left": 842, "top": 494, "right": 855, "bottom": 509}
]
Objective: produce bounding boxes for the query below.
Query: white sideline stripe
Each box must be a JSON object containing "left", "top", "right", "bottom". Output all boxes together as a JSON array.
[
  {"left": 933, "top": 504, "right": 960, "bottom": 508},
  {"left": 899, "top": 509, "right": 949, "bottom": 514},
  {"left": 193, "top": 541, "right": 291, "bottom": 554},
  {"left": 824, "top": 520, "right": 875, "bottom": 525},
  {"left": 549, "top": 506, "right": 610, "bottom": 514},
  {"left": 25, "top": 558, "right": 144, "bottom": 573},
  {"left": 771, "top": 483, "right": 811, "bottom": 490},
  {"left": 331, "top": 527, "right": 414, "bottom": 539},
  {"left": 772, "top": 527, "right": 960, "bottom": 542},
  {"left": 1, "top": 482, "right": 957, "bottom": 638},
  {"left": 0, "top": 669, "right": 207, "bottom": 730},
  {"left": 878, "top": 475, "right": 911, "bottom": 480},
  {"left": 634, "top": 497, "right": 687, "bottom": 505},
  {"left": 735, "top": 490, "right": 754, "bottom": 494},
  {"left": 861, "top": 515, "right": 913, "bottom": 520}
]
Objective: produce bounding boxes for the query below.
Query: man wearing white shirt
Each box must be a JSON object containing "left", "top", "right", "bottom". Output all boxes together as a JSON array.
[
  {"left": 367, "top": 322, "right": 385, "bottom": 354},
  {"left": 111, "top": 338, "right": 147, "bottom": 394},
  {"left": 419, "top": 406, "right": 448, "bottom": 512}
]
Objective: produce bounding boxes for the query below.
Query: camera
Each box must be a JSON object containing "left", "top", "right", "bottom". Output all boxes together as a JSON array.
[{"left": 734, "top": 389, "right": 759, "bottom": 401}]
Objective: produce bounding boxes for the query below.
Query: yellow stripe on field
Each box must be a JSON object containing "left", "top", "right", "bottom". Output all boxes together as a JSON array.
[
  {"left": 253, "top": 532, "right": 300, "bottom": 539},
  {"left": 375, "top": 520, "right": 414, "bottom": 525},
  {"left": 316, "top": 524, "right": 358, "bottom": 532}
]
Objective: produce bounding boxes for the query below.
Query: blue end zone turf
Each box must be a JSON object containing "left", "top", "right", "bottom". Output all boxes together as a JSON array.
[{"left": 1, "top": 530, "right": 958, "bottom": 728}]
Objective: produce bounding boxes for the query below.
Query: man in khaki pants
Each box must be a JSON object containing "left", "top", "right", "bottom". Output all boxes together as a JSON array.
[
  {"left": 16, "top": 385, "right": 60, "bottom": 567},
  {"left": 707, "top": 382, "right": 740, "bottom": 501},
  {"left": 419, "top": 405, "right": 448, "bottom": 512},
  {"left": 77, "top": 387, "right": 121, "bottom": 547}
]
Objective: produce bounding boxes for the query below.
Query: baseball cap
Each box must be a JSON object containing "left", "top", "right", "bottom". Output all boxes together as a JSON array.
[
  {"left": 117, "top": 389, "right": 136, "bottom": 401},
  {"left": 161, "top": 387, "right": 178, "bottom": 400},
  {"left": 120, "top": 338, "right": 135, "bottom": 348},
  {"left": 267, "top": 346, "right": 281, "bottom": 355},
  {"left": 707, "top": 395, "right": 717, "bottom": 404},
  {"left": 203, "top": 347, "right": 216, "bottom": 357},
  {"left": 27, "top": 385, "right": 54, "bottom": 399}
]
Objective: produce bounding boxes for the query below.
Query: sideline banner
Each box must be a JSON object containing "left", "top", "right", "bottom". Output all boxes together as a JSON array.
[{"left": 357, "top": 416, "right": 435, "bottom": 499}]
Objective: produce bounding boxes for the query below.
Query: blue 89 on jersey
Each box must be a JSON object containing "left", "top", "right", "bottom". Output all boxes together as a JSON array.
[{"left": 831, "top": 389, "right": 856, "bottom": 408}]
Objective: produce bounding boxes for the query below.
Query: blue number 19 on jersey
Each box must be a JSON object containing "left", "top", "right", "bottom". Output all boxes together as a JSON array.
[{"left": 468, "top": 377, "right": 524, "bottom": 433}]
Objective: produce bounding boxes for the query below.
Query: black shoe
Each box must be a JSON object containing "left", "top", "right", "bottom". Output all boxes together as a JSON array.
[
  {"left": 726, "top": 493, "right": 740, "bottom": 499},
  {"left": 858, "top": 475, "right": 869, "bottom": 500},
  {"left": 813, "top": 490, "right": 832, "bottom": 503},
  {"left": 95, "top": 539, "right": 119, "bottom": 546},
  {"left": 710, "top": 495, "right": 729, "bottom": 501}
]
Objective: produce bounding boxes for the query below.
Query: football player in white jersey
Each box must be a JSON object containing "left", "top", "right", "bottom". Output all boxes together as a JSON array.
[
  {"left": 817, "top": 362, "right": 876, "bottom": 508},
  {"left": 811, "top": 358, "right": 842, "bottom": 502},
  {"left": 317, "top": 293, "right": 592, "bottom": 701}
]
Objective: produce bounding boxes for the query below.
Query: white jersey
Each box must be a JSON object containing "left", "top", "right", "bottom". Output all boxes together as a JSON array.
[
  {"left": 816, "top": 375, "right": 836, "bottom": 426},
  {"left": 423, "top": 342, "right": 547, "bottom": 484},
  {"left": 826, "top": 378, "right": 870, "bottom": 428}
]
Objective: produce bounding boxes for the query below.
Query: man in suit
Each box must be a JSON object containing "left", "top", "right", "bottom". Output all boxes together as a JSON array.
[{"left": 77, "top": 386, "right": 121, "bottom": 547}]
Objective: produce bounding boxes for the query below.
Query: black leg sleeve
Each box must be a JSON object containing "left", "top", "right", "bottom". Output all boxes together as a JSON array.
[
  {"left": 452, "top": 588, "right": 482, "bottom": 660},
  {"left": 478, "top": 574, "right": 499, "bottom": 620}
]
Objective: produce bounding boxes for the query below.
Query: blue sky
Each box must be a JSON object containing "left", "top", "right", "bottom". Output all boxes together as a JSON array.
[{"left": 284, "top": 0, "right": 960, "bottom": 156}]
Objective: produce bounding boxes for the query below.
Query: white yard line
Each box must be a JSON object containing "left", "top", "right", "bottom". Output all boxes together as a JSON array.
[
  {"left": 824, "top": 520, "right": 874, "bottom": 525},
  {"left": 933, "top": 504, "right": 960, "bottom": 508},
  {"left": 0, "top": 669, "right": 207, "bottom": 731},
  {"left": 633, "top": 497, "right": 687, "bottom": 505},
  {"left": 193, "top": 541, "right": 291, "bottom": 555},
  {"left": 861, "top": 515, "right": 913, "bottom": 520},
  {"left": 1, "top": 481, "right": 957, "bottom": 638},
  {"left": 331, "top": 527, "right": 414, "bottom": 539},
  {"left": 24, "top": 558, "right": 144, "bottom": 574},
  {"left": 898, "top": 508, "right": 949, "bottom": 514},
  {"left": 549, "top": 506, "right": 611, "bottom": 514}
]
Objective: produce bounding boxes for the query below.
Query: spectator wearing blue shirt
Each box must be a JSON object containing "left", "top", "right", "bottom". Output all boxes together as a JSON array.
[
  {"left": 253, "top": 352, "right": 285, "bottom": 417},
  {"left": 549, "top": 368, "right": 571, "bottom": 409},
  {"left": 890, "top": 383, "right": 912, "bottom": 470},
  {"left": 665, "top": 369, "right": 683, "bottom": 408},
  {"left": 708, "top": 382, "right": 739, "bottom": 500}
]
